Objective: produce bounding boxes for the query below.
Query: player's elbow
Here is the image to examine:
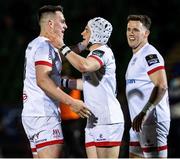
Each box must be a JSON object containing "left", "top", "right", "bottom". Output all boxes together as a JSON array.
[
  {"left": 158, "top": 83, "right": 168, "bottom": 93},
  {"left": 78, "top": 65, "right": 89, "bottom": 73},
  {"left": 77, "top": 62, "right": 90, "bottom": 73},
  {"left": 78, "top": 59, "right": 98, "bottom": 73},
  {"left": 36, "top": 78, "right": 47, "bottom": 90}
]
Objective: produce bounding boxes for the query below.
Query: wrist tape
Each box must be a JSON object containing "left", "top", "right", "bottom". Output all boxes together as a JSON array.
[
  {"left": 60, "top": 45, "right": 71, "bottom": 56},
  {"left": 61, "top": 78, "right": 69, "bottom": 88},
  {"left": 142, "top": 102, "right": 154, "bottom": 113}
]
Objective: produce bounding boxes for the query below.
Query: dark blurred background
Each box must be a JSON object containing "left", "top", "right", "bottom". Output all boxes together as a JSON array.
[{"left": 0, "top": 0, "right": 180, "bottom": 157}]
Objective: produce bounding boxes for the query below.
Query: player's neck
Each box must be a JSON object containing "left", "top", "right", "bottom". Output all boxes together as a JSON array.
[
  {"left": 39, "top": 30, "right": 51, "bottom": 39},
  {"left": 133, "top": 40, "right": 148, "bottom": 54}
]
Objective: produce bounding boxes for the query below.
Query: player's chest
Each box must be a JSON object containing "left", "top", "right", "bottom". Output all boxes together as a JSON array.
[{"left": 126, "top": 56, "right": 146, "bottom": 78}]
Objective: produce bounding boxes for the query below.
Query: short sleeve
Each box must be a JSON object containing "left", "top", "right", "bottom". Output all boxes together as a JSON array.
[
  {"left": 144, "top": 53, "right": 165, "bottom": 75},
  {"left": 34, "top": 42, "right": 52, "bottom": 67},
  {"left": 89, "top": 50, "right": 105, "bottom": 66}
]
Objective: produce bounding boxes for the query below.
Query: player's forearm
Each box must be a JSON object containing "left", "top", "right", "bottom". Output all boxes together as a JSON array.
[
  {"left": 142, "top": 85, "right": 167, "bottom": 113},
  {"left": 59, "top": 45, "right": 91, "bottom": 72},
  {"left": 37, "top": 76, "right": 75, "bottom": 105},
  {"left": 148, "top": 85, "right": 167, "bottom": 105},
  {"left": 66, "top": 52, "right": 89, "bottom": 72}
]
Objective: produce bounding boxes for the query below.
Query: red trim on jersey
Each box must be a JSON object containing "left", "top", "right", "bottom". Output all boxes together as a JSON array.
[
  {"left": 85, "top": 142, "right": 95, "bottom": 147},
  {"left": 35, "top": 61, "right": 52, "bottom": 67},
  {"left": 89, "top": 55, "right": 103, "bottom": 66},
  {"left": 95, "top": 141, "right": 121, "bottom": 147},
  {"left": 36, "top": 139, "right": 64, "bottom": 149},
  {"left": 142, "top": 145, "right": 167, "bottom": 152},
  {"left": 31, "top": 148, "right": 37, "bottom": 152},
  {"left": 147, "top": 66, "right": 165, "bottom": 75},
  {"left": 85, "top": 141, "right": 121, "bottom": 147},
  {"left": 129, "top": 141, "right": 141, "bottom": 146}
]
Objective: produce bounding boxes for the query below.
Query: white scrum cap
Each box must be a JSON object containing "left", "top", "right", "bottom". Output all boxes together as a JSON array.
[{"left": 87, "top": 17, "right": 113, "bottom": 45}]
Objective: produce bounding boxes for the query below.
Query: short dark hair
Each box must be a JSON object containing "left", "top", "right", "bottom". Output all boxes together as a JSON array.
[
  {"left": 127, "top": 15, "right": 151, "bottom": 30},
  {"left": 38, "top": 5, "right": 63, "bottom": 22}
]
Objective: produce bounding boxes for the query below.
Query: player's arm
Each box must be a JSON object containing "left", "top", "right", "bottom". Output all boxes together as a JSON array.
[
  {"left": 132, "top": 69, "right": 168, "bottom": 132},
  {"left": 59, "top": 46, "right": 101, "bottom": 72},
  {"left": 61, "top": 78, "right": 83, "bottom": 90},
  {"left": 67, "top": 53, "right": 101, "bottom": 72},
  {"left": 54, "top": 33, "right": 100, "bottom": 72},
  {"left": 35, "top": 65, "right": 91, "bottom": 118},
  {"left": 141, "top": 69, "right": 168, "bottom": 113}
]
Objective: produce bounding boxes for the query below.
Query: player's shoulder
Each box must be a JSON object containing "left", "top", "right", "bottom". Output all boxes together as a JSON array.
[
  {"left": 142, "top": 43, "right": 161, "bottom": 57},
  {"left": 142, "top": 44, "right": 164, "bottom": 65},
  {"left": 30, "top": 37, "right": 52, "bottom": 51},
  {"left": 91, "top": 49, "right": 105, "bottom": 58},
  {"left": 38, "top": 37, "right": 51, "bottom": 47},
  {"left": 92, "top": 45, "right": 112, "bottom": 56}
]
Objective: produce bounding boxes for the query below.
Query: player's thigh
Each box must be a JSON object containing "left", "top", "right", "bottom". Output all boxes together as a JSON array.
[
  {"left": 38, "top": 144, "right": 63, "bottom": 158},
  {"left": 97, "top": 146, "right": 120, "bottom": 158},
  {"left": 85, "top": 123, "right": 124, "bottom": 158},
  {"left": 140, "top": 121, "right": 170, "bottom": 158},
  {"left": 85, "top": 123, "right": 124, "bottom": 146},
  {"left": 35, "top": 116, "right": 64, "bottom": 157},
  {"left": 22, "top": 116, "right": 39, "bottom": 156},
  {"left": 129, "top": 128, "right": 144, "bottom": 158},
  {"left": 22, "top": 116, "right": 64, "bottom": 157},
  {"left": 86, "top": 146, "right": 98, "bottom": 158}
]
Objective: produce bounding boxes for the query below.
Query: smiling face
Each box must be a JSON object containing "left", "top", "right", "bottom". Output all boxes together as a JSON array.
[
  {"left": 126, "top": 20, "right": 149, "bottom": 53},
  {"left": 81, "top": 25, "right": 91, "bottom": 47}
]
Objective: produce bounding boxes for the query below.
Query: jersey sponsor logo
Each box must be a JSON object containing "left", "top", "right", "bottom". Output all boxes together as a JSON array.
[
  {"left": 30, "top": 130, "right": 45, "bottom": 141},
  {"left": 97, "top": 134, "right": 106, "bottom": 141},
  {"left": 53, "top": 129, "right": 61, "bottom": 138},
  {"left": 126, "top": 79, "right": 136, "bottom": 84},
  {"left": 92, "top": 50, "right": 105, "bottom": 58},
  {"left": 23, "top": 93, "right": 28, "bottom": 102},
  {"left": 145, "top": 54, "right": 159, "bottom": 66}
]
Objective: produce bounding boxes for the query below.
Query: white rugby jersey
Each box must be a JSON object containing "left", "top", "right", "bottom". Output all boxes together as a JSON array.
[
  {"left": 126, "top": 43, "right": 170, "bottom": 122},
  {"left": 83, "top": 45, "right": 124, "bottom": 125},
  {"left": 22, "top": 36, "right": 62, "bottom": 117}
]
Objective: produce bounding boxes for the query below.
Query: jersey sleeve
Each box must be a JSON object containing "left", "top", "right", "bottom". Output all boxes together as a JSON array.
[
  {"left": 88, "top": 50, "right": 105, "bottom": 66},
  {"left": 144, "top": 51, "right": 165, "bottom": 75},
  {"left": 34, "top": 42, "right": 52, "bottom": 67}
]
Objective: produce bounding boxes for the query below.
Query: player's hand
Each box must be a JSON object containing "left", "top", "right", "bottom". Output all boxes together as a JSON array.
[
  {"left": 71, "top": 99, "right": 91, "bottom": 118},
  {"left": 87, "top": 113, "right": 98, "bottom": 128},
  {"left": 132, "top": 111, "right": 146, "bottom": 132},
  {"left": 50, "top": 32, "right": 64, "bottom": 49}
]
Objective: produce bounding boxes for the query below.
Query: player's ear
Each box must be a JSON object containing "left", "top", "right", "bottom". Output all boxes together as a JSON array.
[
  {"left": 48, "top": 20, "right": 54, "bottom": 29},
  {"left": 145, "top": 30, "right": 150, "bottom": 38}
]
